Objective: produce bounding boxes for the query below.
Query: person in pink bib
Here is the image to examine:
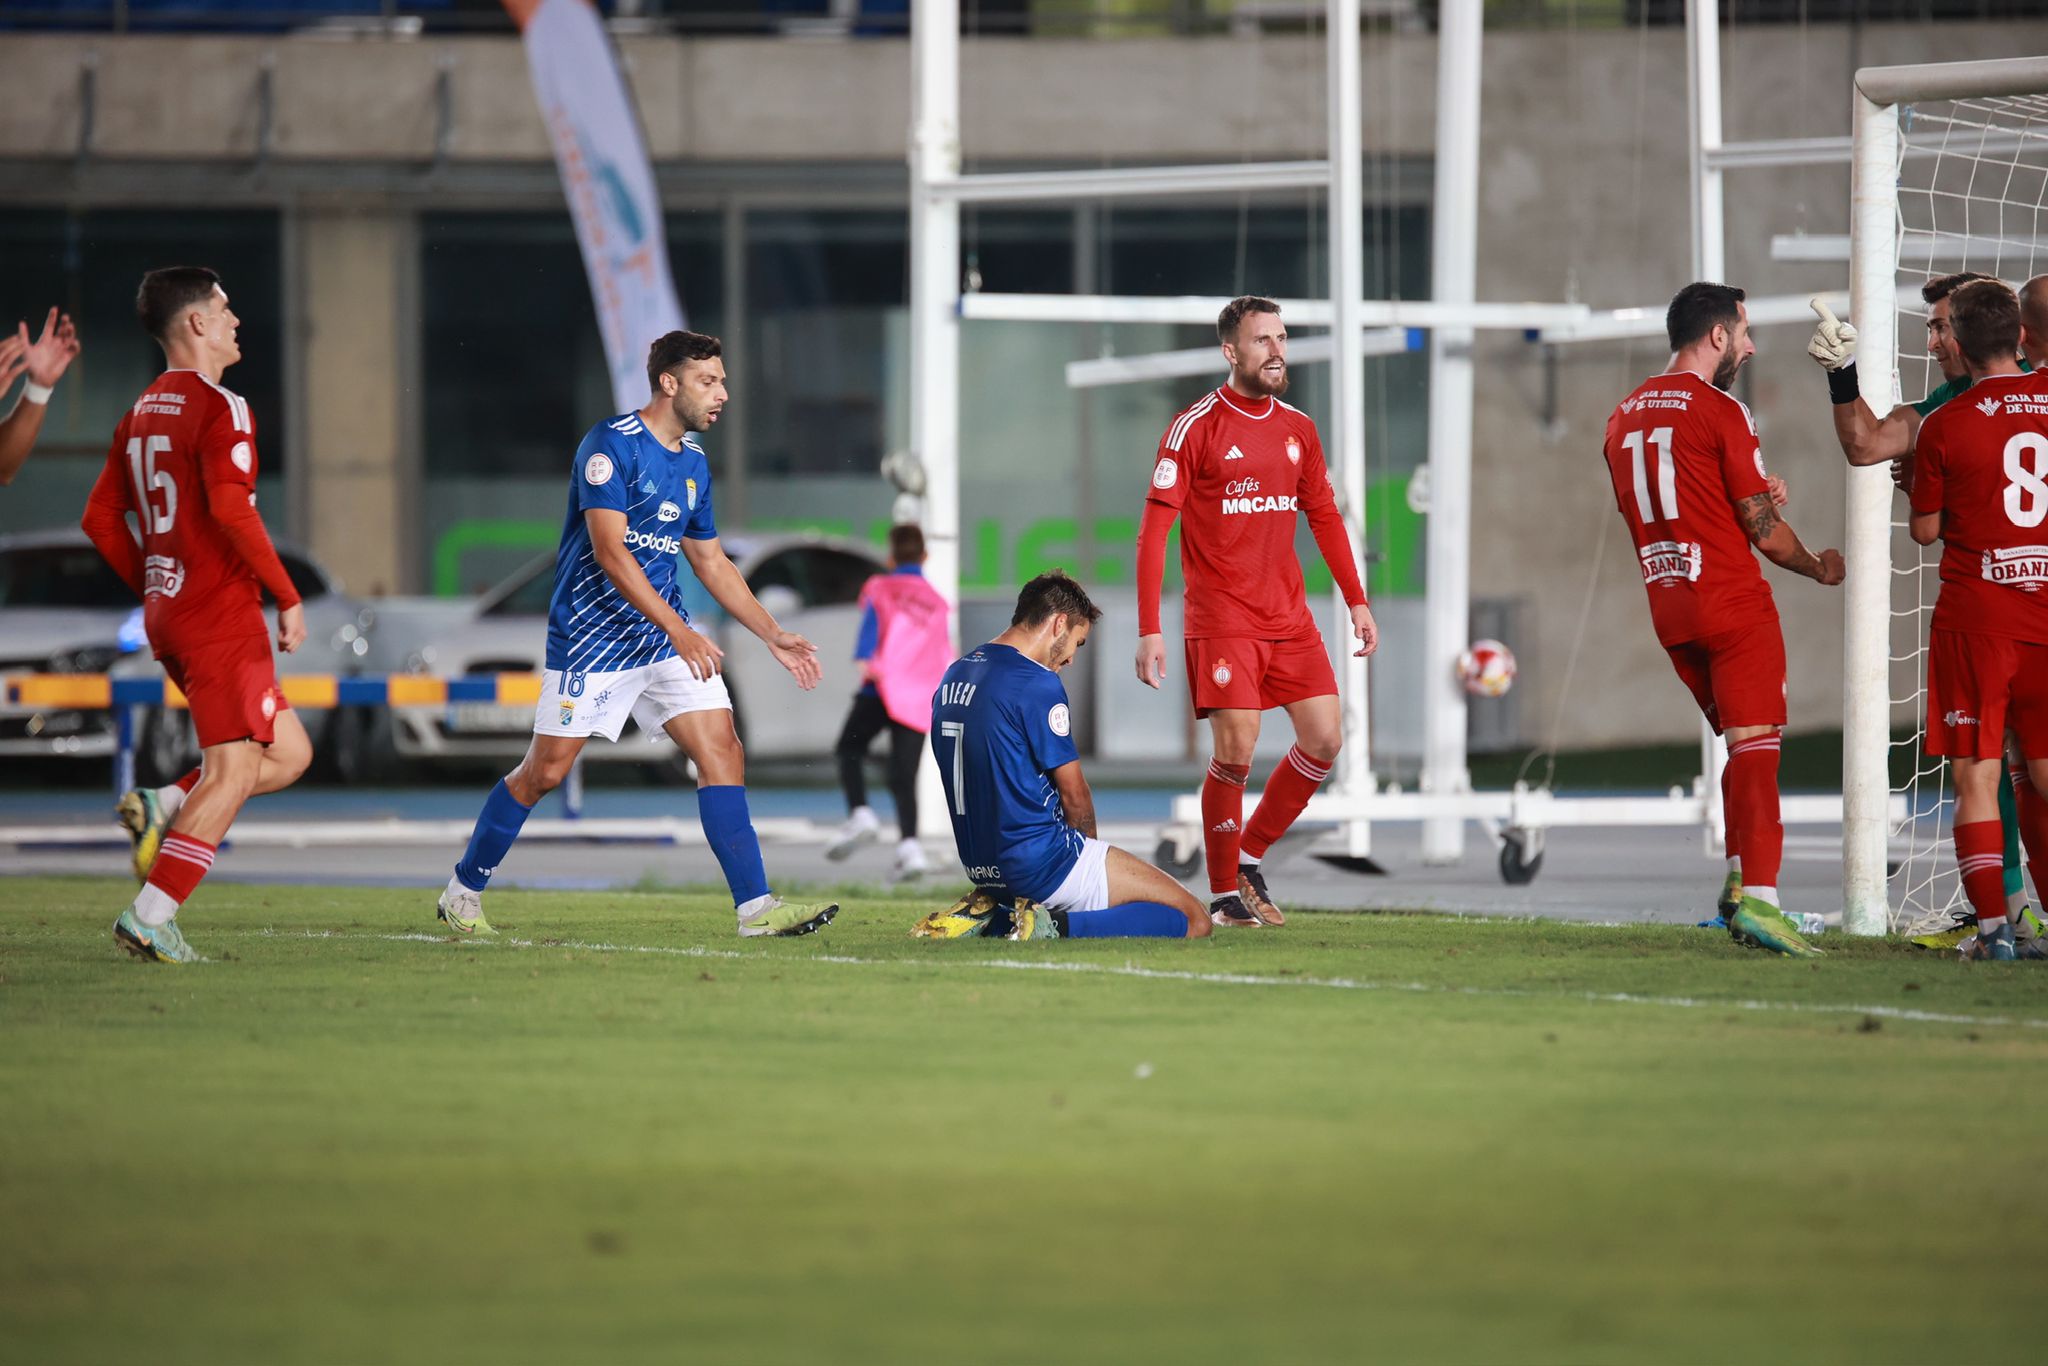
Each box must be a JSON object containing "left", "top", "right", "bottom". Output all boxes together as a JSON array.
[{"left": 828, "top": 524, "right": 954, "bottom": 882}]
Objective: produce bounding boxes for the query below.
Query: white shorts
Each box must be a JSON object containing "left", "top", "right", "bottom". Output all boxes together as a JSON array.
[
  {"left": 533, "top": 657, "right": 731, "bottom": 743},
  {"left": 1040, "top": 837, "right": 1111, "bottom": 915}
]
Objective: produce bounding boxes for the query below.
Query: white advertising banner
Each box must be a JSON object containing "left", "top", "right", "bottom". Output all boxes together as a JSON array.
[{"left": 507, "top": 0, "right": 686, "bottom": 413}]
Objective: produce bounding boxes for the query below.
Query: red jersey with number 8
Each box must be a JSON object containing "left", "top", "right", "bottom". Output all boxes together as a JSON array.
[
  {"left": 1601, "top": 370, "right": 1776, "bottom": 646},
  {"left": 1912, "top": 370, "right": 2048, "bottom": 643},
  {"left": 91, "top": 370, "right": 272, "bottom": 650}
]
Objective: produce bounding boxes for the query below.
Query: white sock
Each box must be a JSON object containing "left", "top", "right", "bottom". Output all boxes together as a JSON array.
[
  {"left": 131, "top": 884, "right": 179, "bottom": 927},
  {"left": 157, "top": 782, "right": 191, "bottom": 822},
  {"left": 736, "top": 892, "right": 774, "bottom": 921},
  {"left": 1746, "top": 884, "right": 1779, "bottom": 908},
  {"left": 1726, "top": 856, "right": 1740, "bottom": 878},
  {"left": 897, "top": 837, "right": 922, "bottom": 857},
  {"left": 1240, "top": 852, "right": 1262, "bottom": 867},
  {"left": 2007, "top": 887, "right": 2027, "bottom": 916}
]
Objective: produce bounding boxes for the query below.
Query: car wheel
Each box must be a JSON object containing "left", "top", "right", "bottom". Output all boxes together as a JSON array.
[{"left": 317, "top": 706, "right": 393, "bottom": 785}]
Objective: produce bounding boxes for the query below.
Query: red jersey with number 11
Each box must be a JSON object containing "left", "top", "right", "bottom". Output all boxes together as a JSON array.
[
  {"left": 84, "top": 371, "right": 283, "bottom": 652},
  {"left": 1912, "top": 370, "right": 2048, "bottom": 643},
  {"left": 1601, "top": 370, "right": 1776, "bottom": 646}
]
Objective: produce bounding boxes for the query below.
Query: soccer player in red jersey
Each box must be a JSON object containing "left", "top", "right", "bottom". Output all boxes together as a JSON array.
[
  {"left": 1135, "top": 296, "right": 1377, "bottom": 928},
  {"left": 1908, "top": 278, "right": 2048, "bottom": 962},
  {"left": 1602, "top": 282, "right": 1843, "bottom": 957},
  {"left": 80, "top": 267, "right": 311, "bottom": 964}
]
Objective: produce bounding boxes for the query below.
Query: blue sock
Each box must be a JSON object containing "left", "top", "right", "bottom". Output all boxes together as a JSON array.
[
  {"left": 698, "top": 785, "right": 771, "bottom": 907},
  {"left": 454, "top": 779, "right": 535, "bottom": 892},
  {"left": 1064, "top": 901, "right": 1190, "bottom": 938}
]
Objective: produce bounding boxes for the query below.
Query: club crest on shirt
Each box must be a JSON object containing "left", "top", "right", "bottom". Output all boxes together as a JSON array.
[
  {"left": 686, "top": 478, "right": 699, "bottom": 510},
  {"left": 1213, "top": 660, "right": 1232, "bottom": 687},
  {"left": 1284, "top": 435, "right": 1302, "bottom": 465}
]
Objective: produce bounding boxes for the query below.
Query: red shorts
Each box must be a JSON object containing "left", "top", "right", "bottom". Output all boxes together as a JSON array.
[
  {"left": 1663, "top": 621, "right": 1786, "bottom": 735},
  {"left": 159, "top": 631, "right": 288, "bottom": 749},
  {"left": 1185, "top": 632, "right": 1338, "bottom": 719},
  {"left": 1924, "top": 629, "right": 2048, "bottom": 760}
]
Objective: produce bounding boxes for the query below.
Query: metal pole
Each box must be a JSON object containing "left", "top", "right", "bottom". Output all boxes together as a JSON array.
[
  {"left": 909, "top": 0, "right": 962, "bottom": 842},
  {"left": 1687, "top": 0, "right": 1729, "bottom": 856},
  {"left": 1842, "top": 84, "right": 1902, "bottom": 936},
  {"left": 1419, "top": 0, "right": 1481, "bottom": 864},
  {"left": 1326, "top": 0, "right": 1373, "bottom": 857},
  {"left": 910, "top": 0, "right": 961, "bottom": 616}
]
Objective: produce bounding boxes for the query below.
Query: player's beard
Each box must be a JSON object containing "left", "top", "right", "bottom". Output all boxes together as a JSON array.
[
  {"left": 676, "top": 397, "right": 715, "bottom": 433},
  {"left": 1236, "top": 360, "right": 1290, "bottom": 398},
  {"left": 1710, "top": 351, "right": 1743, "bottom": 391}
]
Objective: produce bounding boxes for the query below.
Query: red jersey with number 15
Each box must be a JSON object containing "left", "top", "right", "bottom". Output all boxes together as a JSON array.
[
  {"left": 1912, "top": 370, "right": 2048, "bottom": 643},
  {"left": 91, "top": 371, "right": 272, "bottom": 650},
  {"left": 1602, "top": 370, "right": 1776, "bottom": 646}
]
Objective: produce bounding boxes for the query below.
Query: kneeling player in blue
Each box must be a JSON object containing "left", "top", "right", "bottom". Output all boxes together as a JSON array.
[
  {"left": 914, "top": 571, "right": 1210, "bottom": 941},
  {"left": 437, "top": 331, "right": 837, "bottom": 939}
]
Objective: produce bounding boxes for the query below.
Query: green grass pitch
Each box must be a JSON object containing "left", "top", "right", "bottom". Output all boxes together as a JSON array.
[{"left": 4, "top": 876, "right": 2045, "bottom": 1364}]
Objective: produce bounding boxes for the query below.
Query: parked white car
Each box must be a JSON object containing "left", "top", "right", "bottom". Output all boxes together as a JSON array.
[
  {"left": 375, "top": 531, "right": 885, "bottom": 769},
  {"left": 0, "top": 528, "right": 379, "bottom": 782}
]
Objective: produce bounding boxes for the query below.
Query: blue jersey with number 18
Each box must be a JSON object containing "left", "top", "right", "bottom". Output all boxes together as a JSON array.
[
  {"left": 931, "top": 642, "right": 1083, "bottom": 902},
  {"left": 545, "top": 412, "right": 718, "bottom": 673}
]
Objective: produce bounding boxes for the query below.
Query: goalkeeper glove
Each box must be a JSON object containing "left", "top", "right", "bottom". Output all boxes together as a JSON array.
[{"left": 1809, "top": 297, "right": 1862, "bottom": 404}]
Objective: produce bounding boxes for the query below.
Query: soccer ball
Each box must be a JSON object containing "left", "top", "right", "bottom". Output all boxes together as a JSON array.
[{"left": 1456, "top": 639, "right": 1517, "bottom": 698}]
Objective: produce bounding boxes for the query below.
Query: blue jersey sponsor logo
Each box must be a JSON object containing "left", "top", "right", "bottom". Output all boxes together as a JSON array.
[
  {"left": 930, "top": 643, "right": 1085, "bottom": 902},
  {"left": 545, "top": 413, "right": 718, "bottom": 673}
]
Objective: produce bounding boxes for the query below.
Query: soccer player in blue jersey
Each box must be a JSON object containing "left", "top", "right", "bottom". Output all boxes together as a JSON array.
[
  {"left": 914, "top": 571, "right": 1210, "bottom": 941},
  {"left": 437, "top": 331, "right": 838, "bottom": 939}
]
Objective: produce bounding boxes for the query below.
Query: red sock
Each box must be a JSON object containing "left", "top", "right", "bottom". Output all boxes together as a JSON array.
[
  {"left": 1243, "top": 745, "right": 1334, "bottom": 861},
  {"left": 1719, "top": 750, "right": 1741, "bottom": 863},
  {"left": 2014, "top": 775, "right": 2048, "bottom": 913},
  {"left": 147, "top": 831, "right": 217, "bottom": 908},
  {"left": 1723, "top": 734, "right": 1783, "bottom": 889},
  {"left": 173, "top": 768, "right": 202, "bottom": 795},
  {"left": 1954, "top": 819, "right": 2007, "bottom": 928},
  {"left": 1201, "top": 760, "right": 1249, "bottom": 894}
]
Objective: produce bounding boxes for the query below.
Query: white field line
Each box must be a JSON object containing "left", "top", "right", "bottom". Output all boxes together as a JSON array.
[{"left": 239, "top": 928, "right": 2048, "bottom": 1032}]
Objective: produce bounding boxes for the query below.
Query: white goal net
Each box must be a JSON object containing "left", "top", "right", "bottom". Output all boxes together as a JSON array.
[{"left": 1847, "top": 62, "right": 2048, "bottom": 935}]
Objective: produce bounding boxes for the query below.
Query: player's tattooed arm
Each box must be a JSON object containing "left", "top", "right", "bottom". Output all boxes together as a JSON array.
[
  {"left": 1737, "top": 493, "right": 1845, "bottom": 585},
  {"left": 1050, "top": 761, "right": 1097, "bottom": 839}
]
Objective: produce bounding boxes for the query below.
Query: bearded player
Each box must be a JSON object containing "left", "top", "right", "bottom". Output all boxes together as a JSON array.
[
  {"left": 1603, "top": 282, "right": 1843, "bottom": 958},
  {"left": 81, "top": 267, "right": 313, "bottom": 964},
  {"left": 435, "top": 331, "right": 837, "bottom": 941},
  {"left": 1134, "top": 296, "right": 1376, "bottom": 929},
  {"left": 1906, "top": 278, "right": 2048, "bottom": 962}
]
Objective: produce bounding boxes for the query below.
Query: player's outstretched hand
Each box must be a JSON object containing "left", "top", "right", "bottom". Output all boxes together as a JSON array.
[
  {"left": 1815, "top": 549, "right": 1846, "bottom": 587},
  {"left": 769, "top": 630, "right": 822, "bottom": 691},
  {"left": 1135, "top": 633, "right": 1167, "bottom": 689},
  {"left": 1807, "top": 297, "right": 1857, "bottom": 371},
  {"left": 0, "top": 329, "right": 25, "bottom": 391},
  {"left": 277, "top": 602, "right": 307, "bottom": 654},
  {"left": 1350, "top": 602, "right": 1379, "bottom": 657},
  {"left": 668, "top": 625, "right": 725, "bottom": 681},
  {"left": 1767, "top": 474, "right": 1789, "bottom": 508},
  {"left": 23, "top": 308, "right": 80, "bottom": 386}
]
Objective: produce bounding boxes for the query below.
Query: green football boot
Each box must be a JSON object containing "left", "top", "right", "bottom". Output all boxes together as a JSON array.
[
  {"left": 737, "top": 897, "right": 838, "bottom": 938},
  {"left": 1909, "top": 908, "right": 1979, "bottom": 951},
  {"left": 1716, "top": 868, "right": 1742, "bottom": 921},
  {"left": 1727, "top": 896, "right": 1824, "bottom": 958},
  {"left": 436, "top": 884, "right": 496, "bottom": 936},
  {"left": 115, "top": 787, "right": 172, "bottom": 884},
  {"left": 1007, "top": 900, "right": 1062, "bottom": 941},
  {"left": 911, "top": 888, "right": 1002, "bottom": 939},
  {"left": 113, "top": 910, "right": 201, "bottom": 964}
]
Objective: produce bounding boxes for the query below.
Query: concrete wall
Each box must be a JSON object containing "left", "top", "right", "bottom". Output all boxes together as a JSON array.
[{"left": 4, "top": 20, "right": 2045, "bottom": 748}]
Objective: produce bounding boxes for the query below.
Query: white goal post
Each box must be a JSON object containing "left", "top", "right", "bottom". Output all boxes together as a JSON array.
[{"left": 1843, "top": 57, "right": 2048, "bottom": 936}]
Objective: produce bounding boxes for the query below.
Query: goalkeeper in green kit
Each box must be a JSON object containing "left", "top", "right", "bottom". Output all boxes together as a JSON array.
[{"left": 1809, "top": 272, "right": 2048, "bottom": 950}]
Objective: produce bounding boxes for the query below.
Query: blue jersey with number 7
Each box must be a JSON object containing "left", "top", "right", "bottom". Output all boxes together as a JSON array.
[{"left": 931, "top": 642, "right": 1083, "bottom": 902}]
